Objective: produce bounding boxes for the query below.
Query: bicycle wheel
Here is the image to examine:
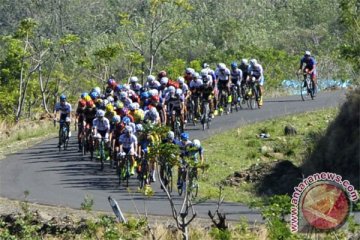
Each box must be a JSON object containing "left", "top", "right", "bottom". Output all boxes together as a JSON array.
[
  {"left": 62, "top": 127, "right": 68, "bottom": 150},
  {"left": 125, "top": 156, "right": 130, "bottom": 187},
  {"left": 309, "top": 80, "right": 315, "bottom": 100},
  {"left": 300, "top": 80, "right": 307, "bottom": 101},
  {"left": 99, "top": 141, "right": 105, "bottom": 171},
  {"left": 166, "top": 166, "right": 173, "bottom": 193}
]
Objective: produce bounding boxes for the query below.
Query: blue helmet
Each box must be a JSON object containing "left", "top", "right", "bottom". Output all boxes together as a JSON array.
[
  {"left": 180, "top": 132, "right": 189, "bottom": 141},
  {"left": 141, "top": 91, "right": 150, "bottom": 100},
  {"left": 122, "top": 116, "right": 131, "bottom": 124},
  {"left": 231, "top": 62, "right": 237, "bottom": 69},
  {"left": 89, "top": 91, "right": 98, "bottom": 100},
  {"left": 81, "top": 92, "right": 88, "bottom": 99},
  {"left": 60, "top": 94, "right": 66, "bottom": 102},
  {"left": 115, "top": 84, "right": 123, "bottom": 92}
]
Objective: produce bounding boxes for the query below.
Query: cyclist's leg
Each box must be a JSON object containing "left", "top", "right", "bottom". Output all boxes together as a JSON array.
[{"left": 311, "top": 72, "right": 317, "bottom": 95}]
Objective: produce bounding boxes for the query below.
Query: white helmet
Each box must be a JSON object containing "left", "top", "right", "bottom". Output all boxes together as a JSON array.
[
  {"left": 192, "top": 72, "right": 200, "bottom": 79},
  {"left": 97, "top": 110, "right": 105, "bottom": 118},
  {"left": 94, "top": 87, "right": 101, "bottom": 95},
  {"left": 147, "top": 75, "right": 156, "bottom": 82},
  {"left": 167, "top": 131, "right": 175, "bottom": 140},
  {"left": 133, "top": 102, "right": 140, "bottom": 110},
  {"left": 202, "top": 63, "right": 209, "bottom": 68},
  {"left": 125, "top": 126, "right": 133, "bottom": 134},
  {"left": 241, "top": 59, "right": 248, "bottom": 64},
  {"left": 168, "top": 86, "right": 176, "bottom": 94},
  {"left": 129, "top": 103, "right": 136, "bottom": 111},
  {"left": 177, "top": 76, "right": 185, "bottom": 84},
  {"left": 193, "top": 139, "right": 201, "bottom": 148},
  {"left": 218, "top": 63, "right": 226, "bottom": 70},
  {"left": 176, "top": 88, "right": 183, "bottom": 96},
  {"left": 130, "top": 76, "right": 138, "bottom": 83},
  {"left": 148, "top": 89, "right": 158, "bottom": 97},
  {"left": 185, "top": 68, "right": 194, "bottom": 74},
  {"left": 200, "top": 69, "right": 208, "bottom": 77},
  {"left": 250, "top": 59, "right": 257, "bottom": 65},
  {"left": 160, "top": 77, "right": 169, "bottom": 85},
  {"left": 305, "top": 51, "right": 311, "bottom": 56}
]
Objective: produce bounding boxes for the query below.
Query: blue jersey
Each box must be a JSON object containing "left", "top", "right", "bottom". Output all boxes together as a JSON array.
[{"left": 300, "top": 57, "right": 317, "bottom": 70}]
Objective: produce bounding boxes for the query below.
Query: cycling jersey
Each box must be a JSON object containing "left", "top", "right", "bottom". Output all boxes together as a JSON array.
[
  {"left": 239, "top": 63, "right": 249, "bottom": 82},
  {"left": 55, "top": 102, "right": 72, "bottom": 120},
  {"left": 216, "top": 68, "right": 231, "bottom": 81},
  {"left": 76, "top": 107, "right": 85, "bottom": 123},
  {"left": 92, "top": 117, "right": 110, "bottom": 131},
  {"left": 84, "top": 107, "right": 97, "bottom": 126},
  {"left": 230, "top": 68, "right": 243, "bottom": 84},
  {"left": 248, "top": 64, "right": 264, "bottom": 85},
  {"left": 198, "top": 84, "right": 214, "bottom": 101},
  {"left": 300, "top": 56, "right": 317, "bottom": 71},
  {"left": 144, "top": 81, "right": 161, "bottom": 90},
  {"left": 119, "top": 133, "right": 137, "bottom": 150}
]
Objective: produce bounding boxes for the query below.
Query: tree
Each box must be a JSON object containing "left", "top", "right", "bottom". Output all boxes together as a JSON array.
[{"left": 118, "top": 0, "right": 192, "bottom": 79}]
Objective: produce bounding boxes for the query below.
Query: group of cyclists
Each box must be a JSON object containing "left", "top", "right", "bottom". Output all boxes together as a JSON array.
[{"left": 53, "top": 51, "right": 316, "bottom": 190}]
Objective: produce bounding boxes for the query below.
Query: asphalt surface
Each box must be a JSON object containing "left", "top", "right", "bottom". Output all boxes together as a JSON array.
[{"left": 0, "top": 90, "right": 353, "bottom": 224}]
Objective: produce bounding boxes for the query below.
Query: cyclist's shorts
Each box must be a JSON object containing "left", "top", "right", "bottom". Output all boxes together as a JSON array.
[
  {"left": 217, "top": 81, "right": 229, "bottom": 89},
  {"left": 123, "top": 147, "right": 131, "bottom": 155},
  {"left": 95, "top": 130, "right": 109, "bottom": 141}
]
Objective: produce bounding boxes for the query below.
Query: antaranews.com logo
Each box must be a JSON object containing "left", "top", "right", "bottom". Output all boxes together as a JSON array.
[{"left": 290, "top": 172, "right": 359, "bottom": 232}]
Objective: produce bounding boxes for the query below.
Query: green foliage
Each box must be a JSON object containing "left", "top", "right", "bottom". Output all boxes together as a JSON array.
[
  {"left": 209, "top": 227, "right": 231, "bottom": 240},
  {"left": 80, "top": 195, "right": 94, "bottom": 213}
]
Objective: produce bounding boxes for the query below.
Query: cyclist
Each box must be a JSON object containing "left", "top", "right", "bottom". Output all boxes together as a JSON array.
[
  {"left": 129, "top": 76, "right": 142, "bottom": 95},
  {"left": 54, "top": 94, "right": 72, "bottom": 147},
  {"left": 247, "top": 59, "right": 264, "bottom": 107},
  {"left": 198, "top": 75, "right": 215, "bottom": 119},
  {"left": 189, "top": 74, "right": 203, "bottom": 120},
  {"left": 165, "top": 86, "right": 185, "bottom": 132},
  {"left": 119, "top": 126, "right": 138, "bottom": 175},
  {"left": 184, "top": 67, "right": 195, "bottom": 85},
  {"left": 92, "top": 109, "right": 111, "bottom": 160},
  {"left": 299, "top": 51, "right": 317, "bottom": 95},
  {"left": 177, "top": 77, "right": 189, "bottom": 122},
  {"left": 201, "top": 63, "right": 216, "bottom": 86},
  {"left": 176, "top": 132, "right": 193, "bottom": 189},
  {"left": 144, "top": 75, "right": 161, "bottom": 90},
  {"left": 230, "top": 62, "right": 242, "bottom": 102},
  {"left": 144, "top": 106, "right": 160, "bottom": 125},
  {"left": 215, "top": 63, "right": 231, "bottom": 114},
  {"left": 129, "top": 103, "right": 144, "bottom": 124},
  {"left": 239, "top": 59, "right": 249, "bottom": 100},
  {"left": 75, "top": 99, "right": 86, "bottom": 151}
]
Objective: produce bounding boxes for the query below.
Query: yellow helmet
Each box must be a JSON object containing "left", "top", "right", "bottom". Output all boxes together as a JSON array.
[{"left": 105, "top": 103, "right": 114, "bottom": 112}]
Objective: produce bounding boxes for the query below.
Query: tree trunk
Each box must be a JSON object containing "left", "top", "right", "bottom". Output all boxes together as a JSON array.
[{"left": 39, "top": 65, "right": 50, "bottom": 113}]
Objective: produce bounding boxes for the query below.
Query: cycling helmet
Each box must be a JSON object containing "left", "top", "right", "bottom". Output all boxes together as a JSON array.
[
  {"left": 193, "top": 139, "right": 201, "bottom": 149},
  {"left": 147, "top": 75, "right": 156, "bottom": 82},
  {"left": 180, "top": 132, "right": 189, "bottom": 141},
  {"left": 112, "top": 115, "right": 121, "bottom": 123},
  {"left": 94, "top": 87, "right": 101, "bottom": 95},
  {"left": 202, "top": 63, "right": 209, "bottom": 68},
  {"left": 115, "top": 101, "right": 124, "bottom": 110},
  {"left": 105, "top": 103, "right": 114, "bottom": 112},
  {"left": 122, "top": 116, "right": 131, "bottom": 124},
  {"left": 120, "top": 107, "right": 129, "bottom": 116},
  {"left": 149, "top": 107, "right": 158, "bottom": 118},
  {"left": 86, "top": 100, "right": 95, "bottom": 108},
  {"left": 102, "top": 99, "right": 109, "bottom": 107},
  {"left": 81, "top": 92, "right": 88, "bottom": 99},
  {"left": 231, "top": 62, "right": 238, "bottom": 69},
  {"left": 135, "top": 124, "right": 144, "bottom": 132},
  {"left": 97, "top": 109, "right": 105, "bottom": 118},
  {"left": 176, "top": 88, "right": 183, "bottom": 96},
  {"left": 115, "top": 84, "right": 123, "bottom": 92},
  {"left": 124, "top": 125, "right": 133, "bottom": 134},
  {"left": 107, "top": 78, "right": 116, "bottom": 86},
  {"left": 60, "top": 94, "right": 66, "bottom": 102},
  {"left": 133, "top": 102, "right": 140, "bottom": 110},
  {"left": 185, "top": 68, "right": 194, "bottom": 74},
  {"left": 140, "top": 91, "right": 150, "bottom": 99},
  {"left": 89, "top": 91, "right": 98, "bottom": 100},
  {"left": 167, "top": 131, "right": 175, "bottom": 140},
  {"left": 158, "top": 70, "right": 167, "bottom": 79},
  {"left": 151, "top": 95, "right": 160, "bottom": 102},
  {"left": 107, "top": 96, "right": 114, "bottom": 103},
  {"left": 305, "top": 51, "right": 311, "bottom": 56},
  {"left": 218, "top": 63, "right": 226, "bottom": 70},
  {"left": 196, "top": 79, "right": 203, "bottom": 85},
  {"left": 130, "top": 76, "right": 138, "bottom": 83},
  {"left": 200, "top": 69, "right": 208, "bottom": 77},
  {"left": 177, "top": 76, "right": 185, "bottom": 84},
  {"left": 192, "top": 72, "right": 200, "bottom": 79},
  {"left": 78, "top": 99, "right": 86, "bottom": 108},
  {"left": 120, "top": 91, "right": 127, "bottom": 99},
  {"left": 168, "top": 86, "right": 176, "bottom": 94},
  {"left": 160, "top": 77, "right": 169, "bottom": 85},
  {"left": 250, "top": 59, "right": 257, "bottom": 65},
  {"left": 241, "top": 59, "right": 248, "bottom": 65},
  {"left": 129, "top": 103, "right": 136, "bottom": 111}
]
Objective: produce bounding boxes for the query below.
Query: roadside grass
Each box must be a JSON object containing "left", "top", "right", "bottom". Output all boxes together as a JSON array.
[
  {"left": 198, "top": 107, "right": 339, "bottom": 204},
  {"left": 0, "top": 119, "right": 57, "bottom": 159}
]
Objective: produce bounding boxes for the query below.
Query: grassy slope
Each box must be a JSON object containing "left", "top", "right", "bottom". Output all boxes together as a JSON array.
[{"left": 199, "top": 108, "right": 339, "bottom": 204}]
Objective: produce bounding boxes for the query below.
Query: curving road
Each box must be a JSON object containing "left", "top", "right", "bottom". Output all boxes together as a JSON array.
[{"left": 0, "top": 90, "right": 349, "bottom": 223}]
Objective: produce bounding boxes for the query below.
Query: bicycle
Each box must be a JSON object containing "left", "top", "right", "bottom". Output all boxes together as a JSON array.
[
  {"left": 242, "top": 79, "right": 259, "bottom": 109},
  {"left": 200, "top": 99, "right": 211, "bottom": 130},
  {"left": 159, "top": 156, "right": 173, "bottom": 193},
  {"left": 299, "top": 72, "right": 315, "bottom": 101},
  {"left": 94, "top": 136, "right": 107, "bottom": 170},
  {"left": 55, "top": 120, "right": 70, "bottom": 151},
  {"left": 85, "top": 127, "right": 95, "bottom": 160},
  {"left": 117, "top": 152, "right": 132, "bottom": 187},
  {"left": 177, "top": 160, "right": 198, "bottom": 199},
  {"left": 137, "top": 150, "right": 151, "bottom": 190},
  {"left": 230, "top": 84, "right": 240, "bottom": 112},
  {"left": 218, "top": 88, "right": 231, "bottom": 115}
]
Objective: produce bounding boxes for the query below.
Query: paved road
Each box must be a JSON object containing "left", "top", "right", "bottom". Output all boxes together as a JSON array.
[{"left": 0, "top": 90, "right": 349, "bottom": 223}]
